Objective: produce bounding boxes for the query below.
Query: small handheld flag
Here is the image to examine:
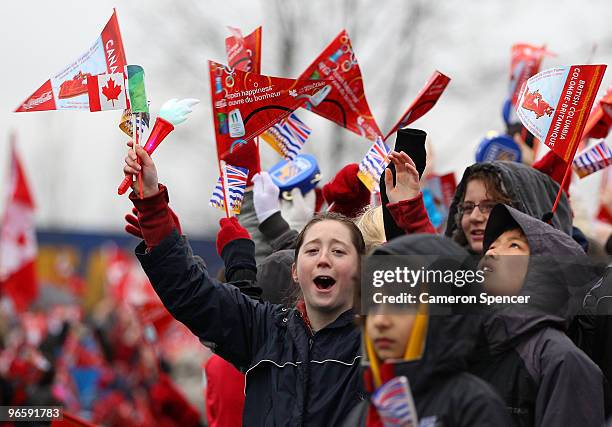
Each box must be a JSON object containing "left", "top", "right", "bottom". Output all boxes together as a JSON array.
[
  {"left": 573, "top": 140, "right": 612, "bottom": 178},
  {"left": 357, "top": 137, "right": 392, "bottom": 191},
  {"left": 371, "top": 376, "right": 419, "bottom": 427},
  {"left": 260, "top": 113, "right": 311, "bottom": 160},
  {"left": 87, "top": 73, "right": 127, "bottom": 112},
  {"left": 209, "top": 164, "right": 249, "bottom": 216}
]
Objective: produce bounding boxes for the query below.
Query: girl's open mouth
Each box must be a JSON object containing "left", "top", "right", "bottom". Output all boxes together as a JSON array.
[{"left": 313, "top": 275, "right": 336, "bottom": 290}]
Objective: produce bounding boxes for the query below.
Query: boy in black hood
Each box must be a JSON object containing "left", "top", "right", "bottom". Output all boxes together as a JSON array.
[
  {"left": 471, "top": 204, "right": 607, "bottom": 426},
  {"left": 345, "top": 235, "right": 511, "bottom": 426}
]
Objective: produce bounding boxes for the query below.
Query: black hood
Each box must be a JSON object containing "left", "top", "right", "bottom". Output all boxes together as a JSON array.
[
  {"left": 256, "top": 249, "right": 296, "bottom": 305},
  {"left": 363, "top": 235, "right": 483, "bottom": 393},
  {"left": 444, "top": 161, "right": 573, "bottom": 248},
  {"left": 480, "top": 204, "right": 603, "bottom": 351}
]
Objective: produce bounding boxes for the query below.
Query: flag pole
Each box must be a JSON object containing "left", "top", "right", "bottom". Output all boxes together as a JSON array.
[
  {"left": 550, "top": 160, "right": 572, "bottom": 215},
  {"left": 219, "top": 160, "right": 232, "bottom": 218},
  {"left": 133, "top": 113, "right": 144, "bottom": 199}
]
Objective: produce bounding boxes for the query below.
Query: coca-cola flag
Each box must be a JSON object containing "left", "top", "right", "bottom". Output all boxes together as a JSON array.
[
  {"left": 209, "top": 60, "right": 329, "bottom": 160},
  {"left": 516, "top": 65, "right": 606, "bottom": 162},
  {"left": 225, "top": 26, "right": 262, "bottom": 74},
  {"left": 298, "top": 30, "right": 382, "bottom": 141},
  {"left": 0, "top": 137, "right": 38, "bottom": 312},
  {"left": 15, "top": 10, "right": 127, "bottom": 112},
  {"left": 384, "top": 71, "right": 451, "bottom": 141}
]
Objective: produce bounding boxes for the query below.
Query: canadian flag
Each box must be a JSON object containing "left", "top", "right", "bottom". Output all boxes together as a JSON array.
[
  {"left": 0, "top": 137, "right": 38, "bottom": 312},
  {"left": 87, "top": 73, "right": 127, "bottom": 112}
]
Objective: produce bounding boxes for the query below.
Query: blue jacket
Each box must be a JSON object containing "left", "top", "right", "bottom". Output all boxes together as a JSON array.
[{"left": 135, "top": 230, "right": 363, "bottom": 426}]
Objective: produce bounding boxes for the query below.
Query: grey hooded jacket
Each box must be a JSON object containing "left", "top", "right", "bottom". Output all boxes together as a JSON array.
[
  {"left": 444, "top": 161, "right": 573, "bottom": 247},
  {"left": 470, "top": 204, "right": 607, "bottom": 427}
]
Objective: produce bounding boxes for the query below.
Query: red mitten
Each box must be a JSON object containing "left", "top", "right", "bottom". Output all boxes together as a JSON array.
[
  {"left": 216, "top": 216, "right": 252, "bottom": 256},
  {"left": 125, "top": 207, "right": 183, "bottom": 239},
  {"left": 130, "top": 184, "right": 184, "bottom": 248},
  {"left": 322, "top": 163, "right": 371, "bottom": 218},
  {"left": 125, "top": 207, "right": 143, "bottom": 239},
  {"left": 532, "top": 150, "right": 571, "bottom": 196}
]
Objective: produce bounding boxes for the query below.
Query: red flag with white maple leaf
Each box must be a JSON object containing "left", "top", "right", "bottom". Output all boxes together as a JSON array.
[
  {"left": 87, "top": 73, "right": 128, "bottom": 112},
  {"left": 0, "top": 134, "right": 38, "bottom": 312}
]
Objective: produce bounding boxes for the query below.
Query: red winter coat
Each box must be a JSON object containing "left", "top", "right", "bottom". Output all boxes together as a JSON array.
[{"left": 204, "top": 355, "right": 245, "bottom": 427}]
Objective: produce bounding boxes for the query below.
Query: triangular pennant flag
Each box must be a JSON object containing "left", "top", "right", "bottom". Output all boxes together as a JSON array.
[
  {"left": 87, "top": 73, "right": 127, "bottom": 111},
  {"left": 260, "top": 113, "right": 311, "bottom": 160},
  {"left": 209, "top": 60, "right": 329, "bottom": 161},
  {"left": 225, "top": 26, "right": 262, "bottom": 74},
  {"left": 573, "top": 140, "right": 612, "bottom": 178},
  {"left": 357, "top": 137, "right": 391, "bottom": 191},
  {"left": 508, "top": 44, "right": 553, "bottom": 107},
  {"left": 516, "top": 64, "right": 607, "bottom": 162},
  {"left": 15, "top": 10, "right": 127, "bottom": 112},
  {"left": 298, "top": 30, "right": 383, "bottom": 141},
  {"left": 0, "top": 136, "right": 38, "bottom": 312},
  {"left": 384, "top": 71, "right": 451, "bottom": 140}
]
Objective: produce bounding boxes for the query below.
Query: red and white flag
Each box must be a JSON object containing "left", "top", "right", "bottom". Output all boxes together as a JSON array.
[
  {"left": 87, "top": 73, "right": 127, "bottom": 111},
  {"left": 15, "top": 10, "right": 127, "bottom": 112},
  {"left": 0, "top": 136, "right": 38, "bottom": 312}
]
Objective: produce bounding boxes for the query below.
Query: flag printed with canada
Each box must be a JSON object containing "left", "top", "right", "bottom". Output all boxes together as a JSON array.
[
  {"left": 87, "top": 73, "right": 127, "bottom": 111},
  {"left": 298, "top": 30, "right": 383, "bottom": 141},
  {"left": 516, "top": 65, "right": 607, "bottom": 162},
  {"left": 15, "top": 10, "right": 126, "bottom": 112},
  {"left": 209, "top": 60, "right": 330, "bottom": 161}
]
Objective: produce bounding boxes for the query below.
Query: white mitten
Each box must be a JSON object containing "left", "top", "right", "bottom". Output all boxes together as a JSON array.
[
  {"left": 252, "top": 172, "right": 281, "bottom": 224},
  {"left": 281, "top": 187, "right": 316, "bottom": 231}
]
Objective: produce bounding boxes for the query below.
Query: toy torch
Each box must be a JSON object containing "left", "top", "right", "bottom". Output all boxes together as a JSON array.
[{"left": 118, "top": 98, "right": 200, "bottom": 195}]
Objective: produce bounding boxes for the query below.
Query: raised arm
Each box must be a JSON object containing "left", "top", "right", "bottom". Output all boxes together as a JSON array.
[
  {"left": 385, "top": 151, "right": 435, "bottom": 235},
  {"left": 123, "top": 143, "right": 272, "bottom": 370}
]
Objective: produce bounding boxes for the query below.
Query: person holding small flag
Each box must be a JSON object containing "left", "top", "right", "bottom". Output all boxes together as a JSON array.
[
  {"left": 122, "top": 143, "right": 368, "bottom": 426},
  {"left": 344, "top": 235, "right": 511, "bottom": 426}
]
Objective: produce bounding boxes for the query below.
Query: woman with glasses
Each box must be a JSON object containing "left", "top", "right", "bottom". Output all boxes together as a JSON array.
[{"left": 444, "top": 161, "right": 573, "bottom": 254}]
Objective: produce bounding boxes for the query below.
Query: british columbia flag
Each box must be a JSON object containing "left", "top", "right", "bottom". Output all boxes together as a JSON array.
[
  {"left": 209, "top": 164, "right": 249, "bottom": 214},
  {"left": 260, "top": 113, "right": 311, "bottom": 160}
]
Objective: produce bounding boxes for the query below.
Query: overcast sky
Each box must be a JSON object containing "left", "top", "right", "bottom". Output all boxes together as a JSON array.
[{"left": 1, "top": 0, "right": 610, "bottom": 238}]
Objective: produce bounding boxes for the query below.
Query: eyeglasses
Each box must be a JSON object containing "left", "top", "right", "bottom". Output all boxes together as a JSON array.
[{"left": 458, "top": 201, "right": 498, "bottom": 216}]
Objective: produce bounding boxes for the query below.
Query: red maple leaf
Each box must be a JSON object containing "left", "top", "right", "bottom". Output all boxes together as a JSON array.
[{"left": 101, "top": 77, "right": 123, "bottom": 107}]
